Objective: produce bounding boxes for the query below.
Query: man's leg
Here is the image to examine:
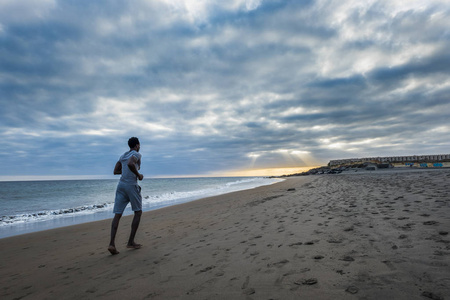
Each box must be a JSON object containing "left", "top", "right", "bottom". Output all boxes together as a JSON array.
[
  {"left": 127, "top": 210, "right": 142, "bottom": 248},
  {"left": 108, "top": 213, "right": 122, "bottom": 254}
]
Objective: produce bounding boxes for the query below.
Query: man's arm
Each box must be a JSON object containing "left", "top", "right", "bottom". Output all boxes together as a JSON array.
[
  {"left": 113, "top": 161, "right": 122, "bottom": 175},
  {"left": 127, "top": 156, "right": 144, "bottom": 180}
]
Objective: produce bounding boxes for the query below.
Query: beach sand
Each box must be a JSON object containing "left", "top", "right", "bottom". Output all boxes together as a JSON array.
[{"left": 1, "top": 169, "right": 449, "bottom": 299}]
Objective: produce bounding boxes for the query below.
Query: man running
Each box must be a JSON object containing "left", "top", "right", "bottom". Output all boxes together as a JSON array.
[{"left": 108, "top": 137, "right": 144, "bottom": 255}]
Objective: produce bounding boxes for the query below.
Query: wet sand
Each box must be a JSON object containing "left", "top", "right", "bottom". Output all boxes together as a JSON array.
[{"left": 1, "top": 169, "right": 449, "bottom": 299}]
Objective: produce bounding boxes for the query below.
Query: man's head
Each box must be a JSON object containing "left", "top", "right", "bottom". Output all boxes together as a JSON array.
[{"left": 128, "top": 137, "right": 140, "bottom": 151}]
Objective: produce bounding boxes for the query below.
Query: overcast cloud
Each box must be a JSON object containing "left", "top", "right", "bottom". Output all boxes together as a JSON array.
[{"left": 1, "top": 0, "right": 450, "bottom": 177}]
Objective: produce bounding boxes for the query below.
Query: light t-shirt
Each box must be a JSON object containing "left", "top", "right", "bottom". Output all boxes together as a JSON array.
[{"left": 118, "top": 150, "right": 142, "bottom": 185}]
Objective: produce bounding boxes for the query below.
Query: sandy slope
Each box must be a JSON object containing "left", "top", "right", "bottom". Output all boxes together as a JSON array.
[{"left": 1, "top": 169, "right": 449, "bottom": 299}]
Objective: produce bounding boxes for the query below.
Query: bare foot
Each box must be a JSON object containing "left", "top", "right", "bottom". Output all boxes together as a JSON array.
[
  {"left": 126, "top": 243, "right": 142, "bottom": 249},
  {"left": 108, "top": 245, "right": 120, "bottom": 255}
]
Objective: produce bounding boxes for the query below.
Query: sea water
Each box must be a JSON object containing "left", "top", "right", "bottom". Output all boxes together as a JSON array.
[{"left": 0, "top": 177, "right": 282, "bottom": 238}]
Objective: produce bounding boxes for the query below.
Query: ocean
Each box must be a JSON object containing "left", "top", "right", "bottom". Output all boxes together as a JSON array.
[{"left": 0, "top": 177, "right": 283, "bottom": 239}]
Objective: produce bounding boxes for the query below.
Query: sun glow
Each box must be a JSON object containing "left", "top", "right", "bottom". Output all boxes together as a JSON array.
[
  {"left": 213, "top": 149, "right": 323, "bottom": 177},
  {"left": 219, "top": 167, "right": 317, "bottom": 177}
]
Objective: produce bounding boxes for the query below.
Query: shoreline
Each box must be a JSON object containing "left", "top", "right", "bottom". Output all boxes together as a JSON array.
[
  {"left": 0, "top": 177, "right": 282, "bottom": 239},
  {"left": 1, "top": 169, "right": 449, "bottom": 299}
]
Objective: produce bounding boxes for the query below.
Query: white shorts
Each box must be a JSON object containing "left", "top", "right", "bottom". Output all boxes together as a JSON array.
[{"left": 113, "top": 182, "right": 142, "bottom": 214}]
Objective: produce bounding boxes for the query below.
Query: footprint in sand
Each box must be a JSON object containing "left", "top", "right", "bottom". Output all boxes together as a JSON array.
[
  {"left": 327, "top": 239, "right": 343, "bottom": 244},
  {"left": 288, "top": 242, "right": 303, "bottom": 247},
  {"left": 294, "top": 278, "right": 318, "bottom": 285},
  {"left": 268, "top": 259, "right": 289, "bottom": 268},
  {"left": 341, "top": 256, "right": 355, "bottom": 262},
  {"left": 422, "top": 291, "right": 444, "bottom": 300},
  {"left": 423, "top": 221, "right": 439, "bottom": 225},
  {"left": 242, "top": 288, "right": 255, "bottom": 295},
  {"left": 241, "top": 276, "right": 256, "bottom": 295},
  {"left": 195, "top": 266, "right": 216, "bottom": 275},
  {"left": 346, "top": 286, "right": 359, "bottom": 294},
  {"left": 382, "top": 260, "right": 397, "bottom": 271}
]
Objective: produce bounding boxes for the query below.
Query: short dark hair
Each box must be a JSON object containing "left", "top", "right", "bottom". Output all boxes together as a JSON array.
[{"left": 128, "top": 137, "right": 140, "bottom": 148}]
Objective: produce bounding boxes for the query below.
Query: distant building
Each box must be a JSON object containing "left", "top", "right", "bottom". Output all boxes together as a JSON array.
[{"left": 329, "top": 154, "right": 450, "bottom": 168}]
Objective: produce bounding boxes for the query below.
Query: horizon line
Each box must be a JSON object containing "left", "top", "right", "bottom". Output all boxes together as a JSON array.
[{"left": 0, "top": 167, "right": 317, "bottom": 182}]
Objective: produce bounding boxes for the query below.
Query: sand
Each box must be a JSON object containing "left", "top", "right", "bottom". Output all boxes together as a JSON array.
[{"left": 1, "top": 169, "right": 449, "bottom": 299}]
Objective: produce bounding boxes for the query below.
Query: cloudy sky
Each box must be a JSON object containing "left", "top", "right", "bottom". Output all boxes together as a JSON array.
[{"left": 1, "top": 0, "right": 449, "bottom": 178}]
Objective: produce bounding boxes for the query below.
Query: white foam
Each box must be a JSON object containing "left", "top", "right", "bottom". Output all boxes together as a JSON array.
[{"left": 0, "top": 177, "right": 283, "bottom": 237}]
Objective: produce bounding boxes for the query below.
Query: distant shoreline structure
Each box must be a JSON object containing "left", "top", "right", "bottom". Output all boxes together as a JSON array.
[
  {"left": 279, "top": 154, "right": 450, "bottom": 177},
  {"left": 329, "top": 154, "right": 450, "bottom": 168}
]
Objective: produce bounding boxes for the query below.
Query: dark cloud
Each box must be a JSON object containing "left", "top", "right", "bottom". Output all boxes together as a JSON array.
[{"left": 1, "top": 0, "right": 449, "bottom": 177}]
